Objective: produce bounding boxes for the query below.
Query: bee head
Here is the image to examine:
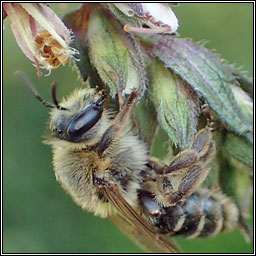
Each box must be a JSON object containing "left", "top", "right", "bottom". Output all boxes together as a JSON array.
[
  {"left": 16, "top": 71, "right": 107, "bottom": 144},
  {"left": 49, "top": 88, "right": 106, "bottom": 143}
]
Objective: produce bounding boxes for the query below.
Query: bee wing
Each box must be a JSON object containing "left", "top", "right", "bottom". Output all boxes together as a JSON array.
[
  {"left": 101, "top": 184, "right": 179, "bottom": 253},
  {"left": 109, "top": 214, "right": 179, "bottom": 253}
]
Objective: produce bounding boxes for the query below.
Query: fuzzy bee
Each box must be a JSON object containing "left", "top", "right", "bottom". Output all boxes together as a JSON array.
[{"left": 17, "top": 71, "right": 241, "bottom": 253}]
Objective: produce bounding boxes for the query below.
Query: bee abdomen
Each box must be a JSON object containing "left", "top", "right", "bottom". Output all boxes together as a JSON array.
[{"left": 140, "top": 188, "right": 239, "bottom": 238}]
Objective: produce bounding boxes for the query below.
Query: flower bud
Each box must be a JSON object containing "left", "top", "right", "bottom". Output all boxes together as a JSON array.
[
  {"left": 134, "top": 92, "right": 158, "bottom": 150},
  {"left": 87, "top": 8, "right": 147, "bottom": 99},
  {"left": 149, "top": 59, "right": 199, "bottom": 149},
  {"left": 212, "top": 129, "right": 252, "bottom": 240},
  {"left": 223, "top": 132, "right": 253, "bottom": 169},
  {"left": 217, "top": 132, "right": 252, "bottom": 237}
]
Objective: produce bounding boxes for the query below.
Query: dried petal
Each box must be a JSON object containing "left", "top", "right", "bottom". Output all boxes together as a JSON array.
[
  {"left": 4, "top": 4, "right": 36, "bottom": 62},
  {"left": 139, "top": 3, "right": 178, "bottom": 32},
  {"left": 150, "top": 59, "right": 199, "bottom": 149}
]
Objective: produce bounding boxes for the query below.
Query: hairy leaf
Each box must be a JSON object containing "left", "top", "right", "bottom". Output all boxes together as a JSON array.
[{"left": 151, "top": 36, "right": 252, "bottom": 136}]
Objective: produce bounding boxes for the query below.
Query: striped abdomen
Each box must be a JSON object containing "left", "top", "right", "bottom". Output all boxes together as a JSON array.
[{"left": 140, "top": 188, "right": 239, "bottom": 238}]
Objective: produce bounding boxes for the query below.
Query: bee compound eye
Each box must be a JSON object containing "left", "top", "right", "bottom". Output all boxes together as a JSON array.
[{"left": 67, "top": 105, "right": 103, "bottom": 138}]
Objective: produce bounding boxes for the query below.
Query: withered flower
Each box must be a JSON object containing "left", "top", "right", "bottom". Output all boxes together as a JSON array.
[
  {"left": 104, "top": 3, "right": 179, "bottom": 34},
  {"left": 3, "top": 3, "right": 78, "bottom": 75}
]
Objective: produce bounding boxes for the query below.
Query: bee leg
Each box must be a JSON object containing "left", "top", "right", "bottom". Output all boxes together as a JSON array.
[
  {"left": 146, "top": 157, "right": 167, "bottom": 175},
  {"left": 159, "top": 163, "right": 208, "bottom": 206},
  {"left": 98, "top": 90, "right": 137, "bottom": 156},
  {"left": 201, "top": 103, "right": 223, "bottom": 132},
  {"left": 189, "top": 127, "right": 215, "bottom": 164},
  {"left": 201, "top": 103, "right": 214, "bottom": 129},
  {"left": 147, "top": 128, "right": 215, "bottom": 206}
]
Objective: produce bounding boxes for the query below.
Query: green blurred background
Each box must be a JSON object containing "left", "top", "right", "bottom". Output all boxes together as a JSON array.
[{"left": 3, "top": 3, "right": 253, "bottom": 253}]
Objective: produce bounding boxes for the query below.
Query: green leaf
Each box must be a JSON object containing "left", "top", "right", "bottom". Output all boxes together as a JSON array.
[{"left": 151, "top": 36, "right": 252, "bottom": 136}]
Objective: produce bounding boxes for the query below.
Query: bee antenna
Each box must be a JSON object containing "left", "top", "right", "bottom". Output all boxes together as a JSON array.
[
  {"left": 15, "top": 71, "right": 67, "bottom": 111},
  {"left": 51, "top": 82, "right": 67, "bottom": 110}
]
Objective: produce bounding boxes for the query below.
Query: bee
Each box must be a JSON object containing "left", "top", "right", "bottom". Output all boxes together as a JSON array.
[{"left": 17, "top": 71, "right": 241, "bottom": 253}]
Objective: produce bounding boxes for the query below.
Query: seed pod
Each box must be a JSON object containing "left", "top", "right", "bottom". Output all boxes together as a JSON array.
[
  {"left": 151, "top": 36, "right": 252, "bottom": 136},
  {"left": 87, "top": 8, "right": 147, "bottom": 99},
  {"left": 149, "top": 59, "right": 199, "bottom": 149}
]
